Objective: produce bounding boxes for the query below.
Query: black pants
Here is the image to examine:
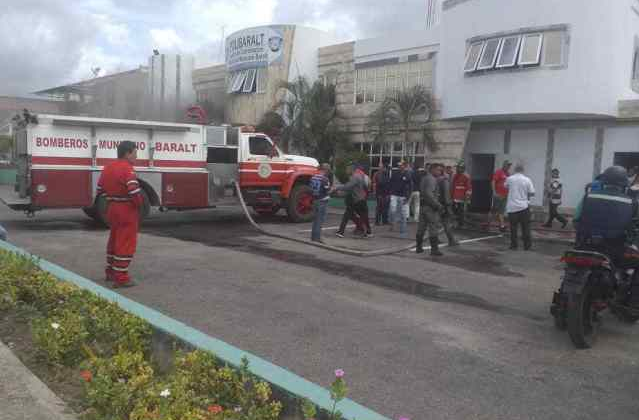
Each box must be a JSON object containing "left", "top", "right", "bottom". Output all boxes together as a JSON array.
[
  {"left": 509, "top": 208, "right": 532, "bottom": 249},
  {"left": 354, "top": 200, "right": 371, "bottom": 234},
  {"left": 545, "top": 203, "right": 567, "bottom": 226},
  {"left": 452, "top": 202, "right": 465, "bottom": 226},
  {"left": 375, "top": 194, "right": 390, "bottom": 224},
  {"left": 338, "top": 198, "right": 362, "bottom": 234}
]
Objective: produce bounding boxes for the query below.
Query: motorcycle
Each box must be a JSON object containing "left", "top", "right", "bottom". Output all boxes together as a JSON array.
[{"left": 551, "top": 235, "right": 639, "bottom": 349}]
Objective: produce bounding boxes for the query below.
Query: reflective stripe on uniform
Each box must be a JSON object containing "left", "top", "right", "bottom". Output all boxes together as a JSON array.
[
  {"left": 112, "top": 255, "right": 133, "bottom": 261},
  {"left": 129, "top": 188, "right": 141, "bottom": 195},
  {"left": 107, "top": 196, "right": 132, "bottom": 202},
  {"left": 111, "top": 265, "right": 129, "bottom": 272},
  {"left": 587, "top": 194, "right": 633, "bottom": 204},
  {"left": 127, "top": 180, "right": 139, "bottom": 185}
]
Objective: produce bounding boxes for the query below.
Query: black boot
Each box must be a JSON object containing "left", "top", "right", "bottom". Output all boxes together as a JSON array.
[
  {"left": 416, "top": 236, "right": 424, "bottom": 254},
  {"left": 430, "top": 237, "right": 443, "bottom": 256},
  {"left": 447, "top": 233, "right": 459, "bottom": 247}
]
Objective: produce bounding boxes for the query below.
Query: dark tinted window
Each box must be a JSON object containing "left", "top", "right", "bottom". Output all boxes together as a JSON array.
[
  {"left": 207, "top": 147, "right": 238, "bottom": 164},
  {"left": 249, "top": 137, "right": 273, "bottom": 156}
]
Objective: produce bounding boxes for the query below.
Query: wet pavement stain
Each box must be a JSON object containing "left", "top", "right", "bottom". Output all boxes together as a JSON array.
[{"left": 142, "top": 223, "right": 545, "bottom": 322}]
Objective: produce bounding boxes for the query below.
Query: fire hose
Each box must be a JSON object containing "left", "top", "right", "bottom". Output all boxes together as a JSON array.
[{"left": 233, "top": 181, "right": 418, "bottom": 258}]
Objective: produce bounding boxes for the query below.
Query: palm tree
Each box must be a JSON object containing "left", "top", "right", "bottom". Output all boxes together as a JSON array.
[
  {"left": 367, "top": 85, "right": 438, "bottom": 157},
  {"left": 269, "top": 76, "right": 346, "bottom": 163}
]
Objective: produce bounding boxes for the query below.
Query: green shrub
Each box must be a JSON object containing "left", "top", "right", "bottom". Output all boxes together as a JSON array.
[
  {"left": 31, "top": 308, "right": 90, "bottom": 365},
  {"left": 82, "top": 350, "right": 155, "bottom": 420}
]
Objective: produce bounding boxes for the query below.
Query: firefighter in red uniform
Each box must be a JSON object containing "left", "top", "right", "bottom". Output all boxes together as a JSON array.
[
  {"left": 97, "top": 141, "right": 143, "bottom": 288},
  {"left": 451, "top": 162, "right": 472, "bottom": 228}
]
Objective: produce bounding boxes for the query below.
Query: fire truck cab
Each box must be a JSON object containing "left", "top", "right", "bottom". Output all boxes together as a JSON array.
[{"left": 2, "top": 114, "right": 319, "bottom": 223}]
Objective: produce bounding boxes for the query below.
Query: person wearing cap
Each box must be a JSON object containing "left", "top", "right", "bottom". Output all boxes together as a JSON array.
[
  {"left": 389, "top": 160, "right": 413, "bottom": 238},
  {"left": 451, "top": 162, "right": 472, "bottom": 228},
  {"left": 489, "top": 160, "right": 512, "bottom": 232},
  {"left": 310, "top": 163, "right": 332, "bottom": 243},
  {"left": 543, "top": 168, "right": 568, "bottom": 229}
]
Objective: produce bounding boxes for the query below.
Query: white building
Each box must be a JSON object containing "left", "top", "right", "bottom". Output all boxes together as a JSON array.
[{"left": 438, "top": 0, "right": 639, "bottom": 212}]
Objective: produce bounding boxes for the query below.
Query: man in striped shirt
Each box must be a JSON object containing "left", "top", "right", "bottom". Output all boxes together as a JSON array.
[{"left": 97, "top": 141, "right": 144, "bottom": 288}]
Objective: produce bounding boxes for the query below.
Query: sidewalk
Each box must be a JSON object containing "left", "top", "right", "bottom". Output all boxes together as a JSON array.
[{"left": 0, "top": 339, "right": 76, "bottom": 420}]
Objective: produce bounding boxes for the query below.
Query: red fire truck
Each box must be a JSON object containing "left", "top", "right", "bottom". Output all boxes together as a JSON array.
[{"left": 1, "top": 114, "right": 319, "bottom": 223}]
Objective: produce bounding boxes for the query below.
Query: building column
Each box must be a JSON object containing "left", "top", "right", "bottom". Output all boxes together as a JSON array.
[
  {"left": 593, "top": 127, "right": 605, "bottom": 178},
  {"left": 542, "top": 128, "right": 555, "bottom": 207}
]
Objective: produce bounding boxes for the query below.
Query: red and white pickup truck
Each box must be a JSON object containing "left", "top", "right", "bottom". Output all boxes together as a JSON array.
[{"left": 1, "top": 114, "right": 320, "bottom": 223}]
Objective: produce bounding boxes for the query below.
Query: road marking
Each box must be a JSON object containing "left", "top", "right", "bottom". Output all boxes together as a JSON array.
[
  {"left": 409, "top": 234, "right": 503, "bottom": 251},
  {"left": 299, "top": 225, "right": 340, "bottom": 232}
]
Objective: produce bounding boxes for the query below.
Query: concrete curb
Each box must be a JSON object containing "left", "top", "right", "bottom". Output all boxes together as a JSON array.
[
  {"left": 0, "top": 339, "right": 77, "bottom": 420},
  {"left": 0, "top": 240, "right": 390, "bottom": 420}
]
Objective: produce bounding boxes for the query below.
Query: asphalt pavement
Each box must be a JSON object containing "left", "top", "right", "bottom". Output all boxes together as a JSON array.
[{"left": 1, "top": 205, "right": 638, "bottom": 420}]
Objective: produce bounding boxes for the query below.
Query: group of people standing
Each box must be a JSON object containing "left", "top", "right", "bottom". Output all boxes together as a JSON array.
[
  {"left": 311, "top": 157, "right": 574, "bottom": 254},
  {"left": 312, "top": 160, "right": 473, "bottom": 256}
]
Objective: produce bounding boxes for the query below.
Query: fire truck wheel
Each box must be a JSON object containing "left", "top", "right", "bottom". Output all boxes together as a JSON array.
[
  {"left": 287, "top": 184, "right": 314, "bottom": 223},
  {"left": 96, "top": 189, "right": 151, "bottom": 227}
]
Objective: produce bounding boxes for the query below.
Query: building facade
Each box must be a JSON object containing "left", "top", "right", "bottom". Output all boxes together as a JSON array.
[{"left": 439, "top": 0, "right": 639, "bottom": 211}]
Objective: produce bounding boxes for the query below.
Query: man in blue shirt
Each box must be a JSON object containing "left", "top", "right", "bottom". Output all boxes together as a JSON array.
[{"left": 310, "top": 164, "right": 332, "bottom": 243}]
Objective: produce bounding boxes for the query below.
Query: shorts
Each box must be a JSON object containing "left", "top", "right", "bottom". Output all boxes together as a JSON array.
[{"left": 491, "top": 195, "right": 507, "bottom": 215}]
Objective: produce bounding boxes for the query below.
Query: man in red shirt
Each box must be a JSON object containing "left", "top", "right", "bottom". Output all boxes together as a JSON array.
[
  {"left": 489, "top": 160, "right": 512, "bottom": 232},
  {"left": 451, "top": 162, "right": 472, "bottom": 227},
  {"left": 97, "top": 141, "right": 144, "bottom": 288}
]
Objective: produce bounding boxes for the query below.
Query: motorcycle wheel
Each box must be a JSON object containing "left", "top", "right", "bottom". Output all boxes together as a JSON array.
[{"left": 567, "top": 282, "right": 600, "bottom": 349}]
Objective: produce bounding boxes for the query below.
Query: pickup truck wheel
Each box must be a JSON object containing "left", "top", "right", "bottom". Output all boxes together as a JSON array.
[
  {"left": 96, "top": 189, "right": 151, "bottom": 227},
  {"left": 287, "top": 184, "right": 314, "bottom": 223}
]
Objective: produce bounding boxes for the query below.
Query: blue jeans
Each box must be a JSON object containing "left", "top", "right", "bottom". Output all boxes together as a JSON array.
[
  {"left": 311, "top": 199, "right": 328, "bottom": 241},
  {"left": 390, "top": 195, "right": 408, "bottom": 235}
]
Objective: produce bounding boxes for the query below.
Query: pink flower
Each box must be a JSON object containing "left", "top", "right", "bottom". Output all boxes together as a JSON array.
[
  {"left": 398, "top": 417, "right": 410, "bottom": 420},
  {"left": 334, "top": 369, "right": 345, "bottom": 378}
]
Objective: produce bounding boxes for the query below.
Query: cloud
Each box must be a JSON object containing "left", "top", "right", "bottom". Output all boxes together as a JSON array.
[
  {"left": 0, "top": 0, "right": 431, "bottom": 96},
  {"left": 150, "top": 28, "right": 185, "bottom": 51}
]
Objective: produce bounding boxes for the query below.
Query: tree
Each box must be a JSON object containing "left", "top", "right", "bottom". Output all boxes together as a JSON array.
[
  {"left": 0, "top": 135, "right": 11, "bottom": 154},
  {"left": 366, "top": 85, "right": 438, "bottom": 156},
  {"left": 256, "top": 111, "right": 286, "bottom": 144},
  {"left": 271, "top": 76, "right": 347, "bottom": 163}
]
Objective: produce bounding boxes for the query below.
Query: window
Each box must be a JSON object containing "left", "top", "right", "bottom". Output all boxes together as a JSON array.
[
  {"left": 227, "top": 72, "right": 239, "bottom": 94},
  {"left": 207, "top": 147, "right": 238, "bottom": 164},
  {"left": 464, "top": 42, "right": 484, "bottom": 72},
  {"left": 518, "top": 33, "right": 543, "bottom": 65},
  {"left": 243, "top": 68, "right": 257, "bottom": 93},
  {"left": 231, "top": 70, "right": 248, "bottom": 93},
  {"left": 249, "top": 137, "right": 273, "bottom": 156},
  {"left": 496, "top": 36, "right": 521, "bottom": 68},
  {"left": 542, "top": 31, "right": 563, "bottom": 66},
  {"left": 477, "top": 38, "right": 502, "bottom": 70}
]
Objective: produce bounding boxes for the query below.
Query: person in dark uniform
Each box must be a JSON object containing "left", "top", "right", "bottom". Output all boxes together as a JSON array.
[
  {"left": 416, "top": 163, "right": 444, "bottom": 256},
  {"left": 438, "top": 166, "right": 459, "bottom": 247}
]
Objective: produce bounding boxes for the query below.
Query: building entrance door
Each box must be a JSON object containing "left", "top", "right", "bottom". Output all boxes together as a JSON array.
[{"left": 470, "top": 154, "right": 495, "bottom": 213}]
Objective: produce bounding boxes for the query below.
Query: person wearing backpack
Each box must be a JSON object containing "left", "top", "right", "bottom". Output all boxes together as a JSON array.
[{"left": 310, "top": 163, "right": 332, "bottom": 243}]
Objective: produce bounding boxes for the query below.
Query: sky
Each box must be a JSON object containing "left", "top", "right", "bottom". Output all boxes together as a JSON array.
[{"left": 0, "top": 0, "right": 430, "bottom": 96}]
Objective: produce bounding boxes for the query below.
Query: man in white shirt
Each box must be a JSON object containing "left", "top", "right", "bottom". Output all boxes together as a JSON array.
[{"left": 505, "top": 163, "right": 535, "bottom": 250}]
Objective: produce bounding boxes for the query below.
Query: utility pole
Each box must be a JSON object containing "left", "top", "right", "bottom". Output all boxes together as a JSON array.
[{"left": 220, "top": 25, "right": 226, "bottom": 63}]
